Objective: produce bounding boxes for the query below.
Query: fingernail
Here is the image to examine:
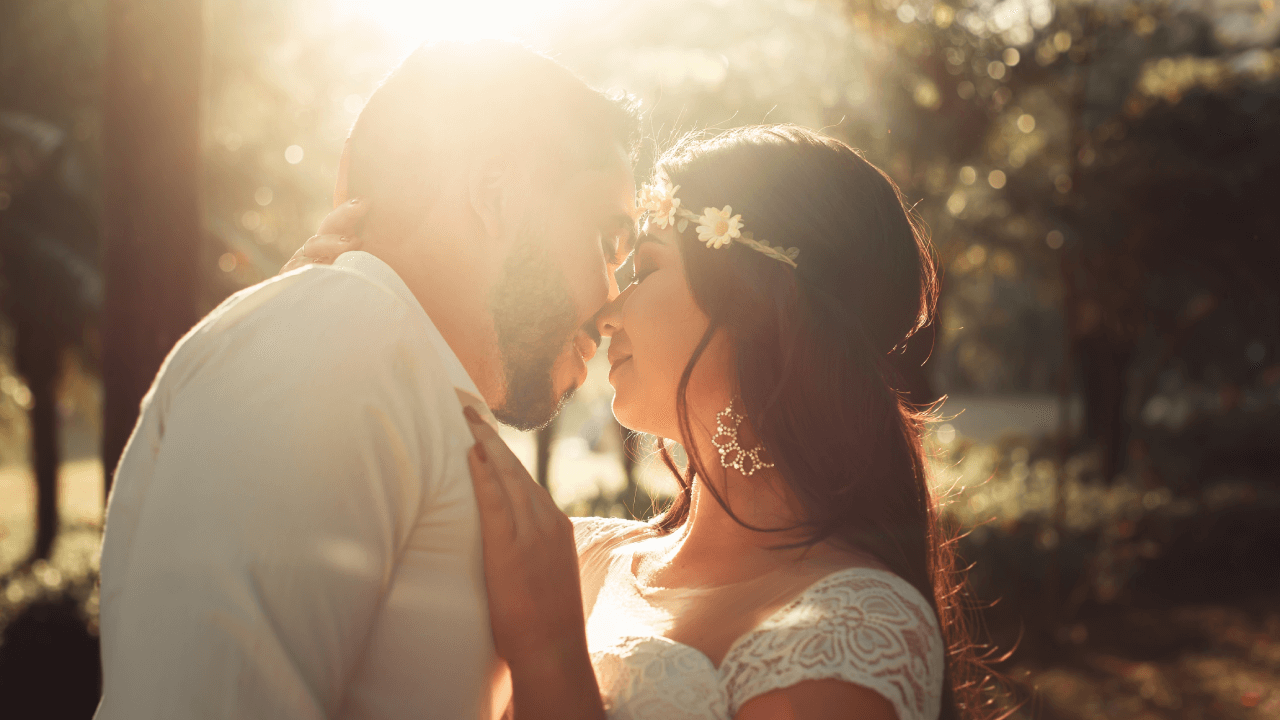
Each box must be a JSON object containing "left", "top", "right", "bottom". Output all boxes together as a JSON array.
[
  {"left": 463, "top": 405, "right": 482, "bottom": 424},
  {"left": 473, "top": 441, "right": 488, "bottom": 463}
]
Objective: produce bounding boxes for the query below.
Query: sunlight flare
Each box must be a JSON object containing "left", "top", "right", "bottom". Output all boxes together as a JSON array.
[{"left": 330, "top": 0, "right": 588, "bottom": 52}]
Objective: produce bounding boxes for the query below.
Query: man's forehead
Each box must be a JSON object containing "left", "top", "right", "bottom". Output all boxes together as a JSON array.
[
  {"left": 593, "top": 143, "right": 638, "bottom": 212},
  {"left": 565, "top": 163, "right": 637, "bottom": 217}
]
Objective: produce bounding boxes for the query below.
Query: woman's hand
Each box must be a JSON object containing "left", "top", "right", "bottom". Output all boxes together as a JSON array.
[
  {"left": 278, "top": 198, "right": 369, "bottom": 274},
  {"left": 462, "top": 406, "right": 605, "bottom": 720}
]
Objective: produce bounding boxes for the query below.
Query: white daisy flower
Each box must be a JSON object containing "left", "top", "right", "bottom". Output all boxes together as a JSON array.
[
  {"left": 696, "top": 206, "right": 742, "bottom": 249},
  {"left": 641, "top": 182, "right": 681, "bottom": 229}
]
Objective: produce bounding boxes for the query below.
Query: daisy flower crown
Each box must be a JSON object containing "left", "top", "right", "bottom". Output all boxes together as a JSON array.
[{"left": 638, "top": 179, "right": 800, "bottom": 269}]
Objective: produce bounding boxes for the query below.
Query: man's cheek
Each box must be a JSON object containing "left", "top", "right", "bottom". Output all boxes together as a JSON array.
[{"left": 572, "top": 264, "right": 610, "bottom": 318}]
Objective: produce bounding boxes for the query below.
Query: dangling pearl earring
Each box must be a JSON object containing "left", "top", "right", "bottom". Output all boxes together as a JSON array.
[{"left": 710, "top": 398, "right": 775, "bottom": 476}]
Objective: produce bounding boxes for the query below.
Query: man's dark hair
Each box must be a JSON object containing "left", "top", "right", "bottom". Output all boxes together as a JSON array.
[{"left": 347, "top": 40, "right": 640, "bottom": 223}]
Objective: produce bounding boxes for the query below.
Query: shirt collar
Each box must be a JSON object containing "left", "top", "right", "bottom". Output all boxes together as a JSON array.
[{"left": 331, "top": 250, "right": 482, "bottom": 398}]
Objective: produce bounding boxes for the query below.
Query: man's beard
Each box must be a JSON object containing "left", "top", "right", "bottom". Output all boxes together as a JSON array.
[{"left": 488, "top": 233, "right": 581, "bottom": 431}]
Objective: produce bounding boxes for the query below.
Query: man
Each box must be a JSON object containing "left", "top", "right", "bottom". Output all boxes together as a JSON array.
[{"left": 96, "top": 40, "right": 639, "bottom": 719}]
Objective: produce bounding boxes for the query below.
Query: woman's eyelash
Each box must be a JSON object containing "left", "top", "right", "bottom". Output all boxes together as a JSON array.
[
  {"left": 601, "top": 225, "right": 635, "bottom": 265},
  {"left": 614, "top": 253, "right": 656, "bottom": 290}
]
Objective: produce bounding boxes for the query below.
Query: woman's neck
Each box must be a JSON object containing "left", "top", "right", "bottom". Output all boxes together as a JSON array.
[{"left": 644, "top": 455, "right": 817, "bottom": 587}]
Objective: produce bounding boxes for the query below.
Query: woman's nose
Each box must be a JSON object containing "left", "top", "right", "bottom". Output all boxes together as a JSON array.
[{"left": 595, "top": 289, "right": 627, "bottom": 338}]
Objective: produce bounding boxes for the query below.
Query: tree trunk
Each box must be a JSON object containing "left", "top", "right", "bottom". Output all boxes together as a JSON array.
[
  {"left": 101, "top": 0, "right": 203, "bottom": 495},
  {"left": 16, "top": 321, "right": 60, "bottom": 563},
  {"left": 1079, "top": 336, "right": 1131, "bottom": 483}
]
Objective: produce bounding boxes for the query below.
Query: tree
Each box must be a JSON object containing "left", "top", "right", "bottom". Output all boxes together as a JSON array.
[
  {"left": 0, "top": 115, "right": 100, "bottom": 562},
  {"left": 101, "top": 0, "right": 203, "bottom": 490},
  {"left": 0, "top": 0, "right": 104, "bottom": 563}
]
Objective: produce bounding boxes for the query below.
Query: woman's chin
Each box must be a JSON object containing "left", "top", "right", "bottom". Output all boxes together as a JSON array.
[
  {"left": 610, "top": 396, "right": 644, "bottom": 435},
  {"left": 610, "top": 393, "right": 633, "bottom": 427},
  {"left": 610, "top": 397, "right": 670, "bottom": 439}
]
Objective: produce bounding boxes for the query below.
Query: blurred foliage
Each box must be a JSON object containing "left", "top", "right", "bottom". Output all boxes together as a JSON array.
[
  {"left": 0, "top": 527, "right": 102, "bottom": 719},
  {"left": 926, "top": 434, "right": 1280, "bottom": 719},
  {"left": 0, "top": 0, "right": 103, "bottom": 355}
]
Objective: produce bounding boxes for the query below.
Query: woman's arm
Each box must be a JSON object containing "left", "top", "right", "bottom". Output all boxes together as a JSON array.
[
  {"left": 462, "top": 406, "right": 606, "bottom": 720},
  {"left": 735, "top": 680, "right": 899, "bottom": 720}
]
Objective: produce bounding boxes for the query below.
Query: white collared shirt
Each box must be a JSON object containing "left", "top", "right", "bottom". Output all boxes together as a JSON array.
[{"left": 96, "top": 251, "right": 506, "bottom": 719}]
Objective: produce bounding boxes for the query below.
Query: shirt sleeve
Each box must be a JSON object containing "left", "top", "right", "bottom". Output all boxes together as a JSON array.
[
  {"left": 96, "top": 270, "right": 452, "bottom": 719},
  {"left": 720, "top": 571, "right": 946, "bottom": 720}
]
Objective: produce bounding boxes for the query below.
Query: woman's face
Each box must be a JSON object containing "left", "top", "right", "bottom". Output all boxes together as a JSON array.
[{"left": 597, "top": 221, "right": 735, "bottom": 440}]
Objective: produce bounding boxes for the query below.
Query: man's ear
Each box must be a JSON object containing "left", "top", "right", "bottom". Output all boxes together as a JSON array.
[
  {"left": 333, "top": 137, "right": 352, "bottom": 208},
  {"left": 467, "top": 155, "right": 513, "bottom": 242}
]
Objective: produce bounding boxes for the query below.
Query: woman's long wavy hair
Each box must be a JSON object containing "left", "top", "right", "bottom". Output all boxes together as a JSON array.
[{"left": 647, "top": 125, "right": 1002, "bottom": 720}]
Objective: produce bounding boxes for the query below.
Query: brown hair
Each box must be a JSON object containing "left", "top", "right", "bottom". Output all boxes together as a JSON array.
[{"left": 650, "top": 125, "right": 1003, "bottom": 720}]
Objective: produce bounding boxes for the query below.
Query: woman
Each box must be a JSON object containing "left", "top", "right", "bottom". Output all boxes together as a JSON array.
[{"left": 292, "top": 125, "right": 995, "bottom": 720}]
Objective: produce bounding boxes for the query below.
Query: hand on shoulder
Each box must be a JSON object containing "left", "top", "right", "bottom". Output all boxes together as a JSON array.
[
  {"left": 736, "top": 679, "right": 899, "bottom": 720},
  {"left": 279, "top": 198, "right": 369, "bottom": 274},
  {"left": 463, "top": 408, "right": 606, "bottom": 720}
]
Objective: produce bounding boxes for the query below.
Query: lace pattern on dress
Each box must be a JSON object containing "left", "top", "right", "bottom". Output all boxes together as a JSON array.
[
  {"left": 592, "top": 636, "right": 728, "bottom": 720},
  {"left": 719, "top": 570, "right": 944, "bottom": 720},
  {"left": 571, "top": 518, "right": 945, "bottom": 720}
]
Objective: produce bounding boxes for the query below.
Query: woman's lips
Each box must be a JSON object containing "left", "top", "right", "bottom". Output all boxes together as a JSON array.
[{"left": 608, "top": 356, "right": 632, "bottom": 379}]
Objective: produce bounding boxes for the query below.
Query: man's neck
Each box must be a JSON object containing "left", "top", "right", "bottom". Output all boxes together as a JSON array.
[{"left": 362, "top": 238, "right": 503, "bottom": 407}]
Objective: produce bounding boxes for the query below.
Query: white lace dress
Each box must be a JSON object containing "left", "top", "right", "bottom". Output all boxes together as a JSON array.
[{"left": 573, "top": 517, "right": 945, "bottom": 720}]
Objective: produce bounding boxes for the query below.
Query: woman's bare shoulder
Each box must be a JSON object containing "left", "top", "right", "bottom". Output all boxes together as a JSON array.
[{"left": 571, "top": 516, "right": 652, "bottom": 552}]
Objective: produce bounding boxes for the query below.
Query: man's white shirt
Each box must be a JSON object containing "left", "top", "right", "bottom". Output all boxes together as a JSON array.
[{"left": 95, "top": 251, "right": 506, "bottom": 719}]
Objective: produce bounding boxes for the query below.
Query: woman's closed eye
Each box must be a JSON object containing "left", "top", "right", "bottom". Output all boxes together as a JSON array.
[
  {"left": 614, "top": 252, "right": 658, "bottom": 290},
  {"left": 600, "top": 221, "right": 636, "bottom": 267},
  {"left": 632, "top": 262, "right": 657, "bottom": 285}
]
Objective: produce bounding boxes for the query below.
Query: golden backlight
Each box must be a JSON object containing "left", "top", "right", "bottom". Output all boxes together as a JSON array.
[{"left": 330, "top": 0, "right": 591, "bottom": 53}]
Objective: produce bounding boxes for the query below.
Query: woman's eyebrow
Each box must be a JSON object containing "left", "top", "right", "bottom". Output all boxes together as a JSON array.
[
  {"left": 618, "top": 234, "right": 663, "bottom": 268},
  {"left": 608, "top": 212, "right": 638, "bottom": 237},
  {"left": 633, "top": 234, "right": 666, "bottom": 251}
]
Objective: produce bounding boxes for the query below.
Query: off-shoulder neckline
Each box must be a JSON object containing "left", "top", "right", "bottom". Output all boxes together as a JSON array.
[
  {"left": 596, "top": 565, "right": 932, "bottom": 675},
  {"left": 573, "top": 517, "right": 935, "bottom": 673}
]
